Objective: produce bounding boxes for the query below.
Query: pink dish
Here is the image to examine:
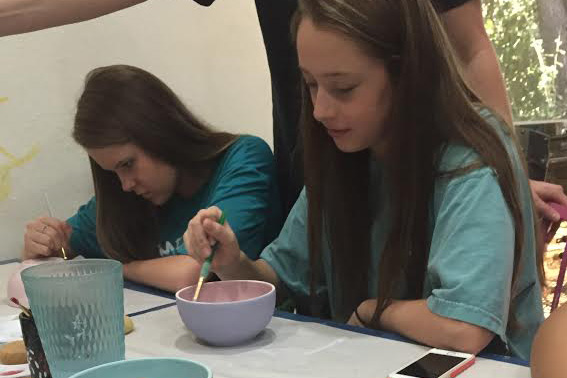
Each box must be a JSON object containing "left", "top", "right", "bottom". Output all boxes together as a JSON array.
[{"left": 6, "top": 257, "right": 63, "bottom": 308}]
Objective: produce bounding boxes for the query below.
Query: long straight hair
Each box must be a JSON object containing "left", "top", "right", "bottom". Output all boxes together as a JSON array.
[
  {"left": 293, "top": 0, "right": 542, "bottom": 325},
  {"left": 73, "top": 65, "right": 238, "bottom": 262}
]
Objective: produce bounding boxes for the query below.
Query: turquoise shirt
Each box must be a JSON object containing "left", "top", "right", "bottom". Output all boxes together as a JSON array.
[
  {"left": 68, "top": 135, "right": 282, "bottom": 260},
  {"left": 261, "top": 109, "right": 543, "bottom": 360}
]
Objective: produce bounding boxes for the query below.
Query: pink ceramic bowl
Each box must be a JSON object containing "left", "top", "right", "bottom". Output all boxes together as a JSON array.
[
  {"left": 6, "top": 257, "right": 63, "bottom": 308},
  {"left": 176, "top": 280, "right": 276, "bottom": 347}
]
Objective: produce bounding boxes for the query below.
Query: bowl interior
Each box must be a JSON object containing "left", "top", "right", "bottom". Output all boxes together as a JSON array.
[{"left": 177, "top": 280, "right": 273, "bottom": 304}]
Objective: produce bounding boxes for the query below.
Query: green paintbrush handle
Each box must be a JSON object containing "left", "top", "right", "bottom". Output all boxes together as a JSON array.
[{"left": 198, "top": 212, "right": 226, "bottom": 278}]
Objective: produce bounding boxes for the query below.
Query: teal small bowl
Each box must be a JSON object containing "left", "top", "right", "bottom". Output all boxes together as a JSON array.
[{"left": 68, "top": 357, "right": 212, "bottom": 378}]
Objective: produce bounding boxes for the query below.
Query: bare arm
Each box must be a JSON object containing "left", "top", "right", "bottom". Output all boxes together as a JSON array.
[
  {"left": 183, "top": 207, "right": 281, "bottom": 289},
  {"left": 441, "top": 0, "right": 513, "bottom": 126},
  {"left": 0, "top": 0, "right": 146, "bottom": 37},
  {"left": 531, "top": 303, "right": 567, "bottom": 378},
  {"left": 352, "top": 299, "right": 494, "bottom": 355},
  {"left": 122, "top": 254, "right": 202, "bottom": 293},
  {"left": 22, "top": 216, "right": 73, "bottom": 260},
  {"left": 217, "top": 252, "right": 280, "bottom": 288}
]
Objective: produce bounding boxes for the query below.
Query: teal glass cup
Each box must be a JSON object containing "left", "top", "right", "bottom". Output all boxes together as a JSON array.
[{"left": 21, "top": 259, "right": 125, "bottom": 378}]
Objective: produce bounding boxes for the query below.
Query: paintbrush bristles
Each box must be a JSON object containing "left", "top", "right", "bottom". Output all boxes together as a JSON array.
[
  {"left": 60, "top": 246, "right": 68, "bottom": 260},
  {"left": 10, "top": 297, "right": 32, "bottom": 318},
  {"left": 193, "top": 276, "right": 205, "bottom": 301}
]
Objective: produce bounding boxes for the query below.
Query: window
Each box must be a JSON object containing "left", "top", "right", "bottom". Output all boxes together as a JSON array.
[{"left": 483, "top": 0, "right": 566, "bottom": 121}]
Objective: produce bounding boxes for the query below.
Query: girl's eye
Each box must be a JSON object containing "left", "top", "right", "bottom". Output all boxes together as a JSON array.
[
  {"left": 122, "top": 159, "right": 134, "bottom": 169},
  {"left": 333, "top": 85, "right": 356, "bottom": 95}
]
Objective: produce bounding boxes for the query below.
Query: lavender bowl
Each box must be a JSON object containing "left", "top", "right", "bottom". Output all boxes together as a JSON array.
[{"left": 175, "top": 280, "right": 276, "bottom": 347}]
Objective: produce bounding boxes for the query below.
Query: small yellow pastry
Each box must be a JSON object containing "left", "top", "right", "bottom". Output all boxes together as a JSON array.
[
  {"left": 124, "top": 315, "right": 135, "bottom": 335},
  {"left": 0, "top": 340, "right": 27, "bottom": 365}
]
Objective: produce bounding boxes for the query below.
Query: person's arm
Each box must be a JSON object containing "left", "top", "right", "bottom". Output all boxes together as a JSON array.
[
  {"left": 216, "top": 250, "right": 279, "bottom": 286},
  {"left": 23, "top": 196, "right": 105, "bottom": 260},
  {"left": 531, "top": 303, "right": 567, "bottom": 378},
  {"left": 441, "top": 0, "right": 513, "bottom": 126},
  {"left": 122, "top": 255, "right": 203, "bottom": 293},
  {"left": 184, "top": 206, "right": 280, "bottom": 287},
  {"left": 0, "top": 0, "right": 146, "bottom": 37},
  {"left": 22, "top": 216, "right": 73, "bottom": 260},
  {"left": 351, "top": 299, "right": 494, "bottom": 354},
  {"left": 352, "top": 165, "right": 526, "bottom": 354},
  {"left": 185, "top": 189, "right": 314, "bottom": 301},
  {"left": 530, "top": 181, "right": 567, "bottom": 222}
]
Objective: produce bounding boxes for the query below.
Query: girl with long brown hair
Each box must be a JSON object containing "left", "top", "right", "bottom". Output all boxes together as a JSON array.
[
  {"left": 185, "top": 0, "right": 543, "bottom": 360},
  {"left": 23, "top": 64, "right": 282, "bottom": 293}
]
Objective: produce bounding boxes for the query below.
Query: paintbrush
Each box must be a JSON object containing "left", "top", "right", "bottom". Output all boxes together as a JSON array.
[
  {"left": 193, "top": 212, "right": 226, "bottom": 301},
  {"left": 43, "top": 193, "right": 68, "bottom": 260},
  {"left": 10, "top": 297, "right": 32, "bottom": 318}
]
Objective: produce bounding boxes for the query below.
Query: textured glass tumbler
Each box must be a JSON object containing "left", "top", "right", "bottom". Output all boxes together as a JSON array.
[{"left": 21, "top": 259, "right": 125, "bottom": 378}]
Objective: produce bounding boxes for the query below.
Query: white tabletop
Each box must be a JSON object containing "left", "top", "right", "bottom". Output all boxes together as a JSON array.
[
  {"left": 125, "top": 305, "right": 530, "bottom": 378},
  {"left": 1, "top": 259, "right": 531, "bottom": 378}
]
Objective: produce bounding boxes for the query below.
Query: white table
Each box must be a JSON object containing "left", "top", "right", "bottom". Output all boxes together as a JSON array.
[
  {"left": 1, "top": 259, "right": 532, "bottom": 378},
  {"left": 124, "top": 305, "right": 530, "bottom": 378}
]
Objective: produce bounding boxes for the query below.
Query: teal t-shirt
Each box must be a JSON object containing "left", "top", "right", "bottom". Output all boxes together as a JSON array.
[
  {"left": 68, "top": 135, "right": 282, "bottom": 260},
  {"left": 260, "top": 109, "right": 543, "bottom": 360}
]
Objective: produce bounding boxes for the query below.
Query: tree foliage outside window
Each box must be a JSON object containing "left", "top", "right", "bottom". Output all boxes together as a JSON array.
[{"left": 483, "top": 0, "right": 566, "bottom": 121}]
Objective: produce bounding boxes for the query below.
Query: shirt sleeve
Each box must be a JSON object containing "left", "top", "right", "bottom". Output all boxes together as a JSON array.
[
  {"left": 260, "top": 188, "right": 315, "bottom": 300},
  {"left": 426, "top": 167, "right": 514, "bottom": 340},
  {"left": 67, "top": 197, "right": 106, "bottom": 259},
  {"left": 207, "top": 136, "right": 281, "bottom": 260}
]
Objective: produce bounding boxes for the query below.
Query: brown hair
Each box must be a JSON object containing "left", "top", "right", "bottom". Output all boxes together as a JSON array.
[
  {"left": 293, "top": 0, "right": 542, "bottom": 326},
  {"left": 73, "top": 64, "right": 238, "bottom": 262}
]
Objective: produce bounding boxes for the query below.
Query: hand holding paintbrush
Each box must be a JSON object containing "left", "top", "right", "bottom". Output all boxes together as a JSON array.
[
  {"left": 22, "top": 213, "right": 72, "bottom": 260},
  {"left": 193, "top": 212, "right": 226, "bottom": 301}
]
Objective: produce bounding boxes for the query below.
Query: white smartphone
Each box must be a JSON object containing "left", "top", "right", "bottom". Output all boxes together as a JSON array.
[{"left": 389, "top": 348, "right": 475, "bottom": 378}]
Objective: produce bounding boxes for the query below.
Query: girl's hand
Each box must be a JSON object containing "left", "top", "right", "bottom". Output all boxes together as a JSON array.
[
  {"left": 23, "top": 217, "right": 72, "bottom": 259},
  {"left": 530, "top": 180, "right": 567, "bottom": 222},
  {"left": 183, "top": 206, "right": 241, "bottom": 273}
]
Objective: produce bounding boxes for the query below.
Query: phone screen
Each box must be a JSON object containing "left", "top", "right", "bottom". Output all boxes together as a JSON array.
[{"left": 396, "top": 353, "right": 466, "bottom": 378}]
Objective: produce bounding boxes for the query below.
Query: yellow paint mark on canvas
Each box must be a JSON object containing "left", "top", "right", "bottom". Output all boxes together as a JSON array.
[
  {"left": 0, "top": 145, "right": 39, "bottom": 201},
  {"left": 0, "top": 97, "right": 8, "bottom": 103}
]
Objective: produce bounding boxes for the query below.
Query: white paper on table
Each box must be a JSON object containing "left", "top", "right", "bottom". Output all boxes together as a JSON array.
[
  {"left": 123, "top": 289, "right": 175, "bottom": 315},
  {"left": 0, "top": 315, "right": 22, "bottom": 343}
]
